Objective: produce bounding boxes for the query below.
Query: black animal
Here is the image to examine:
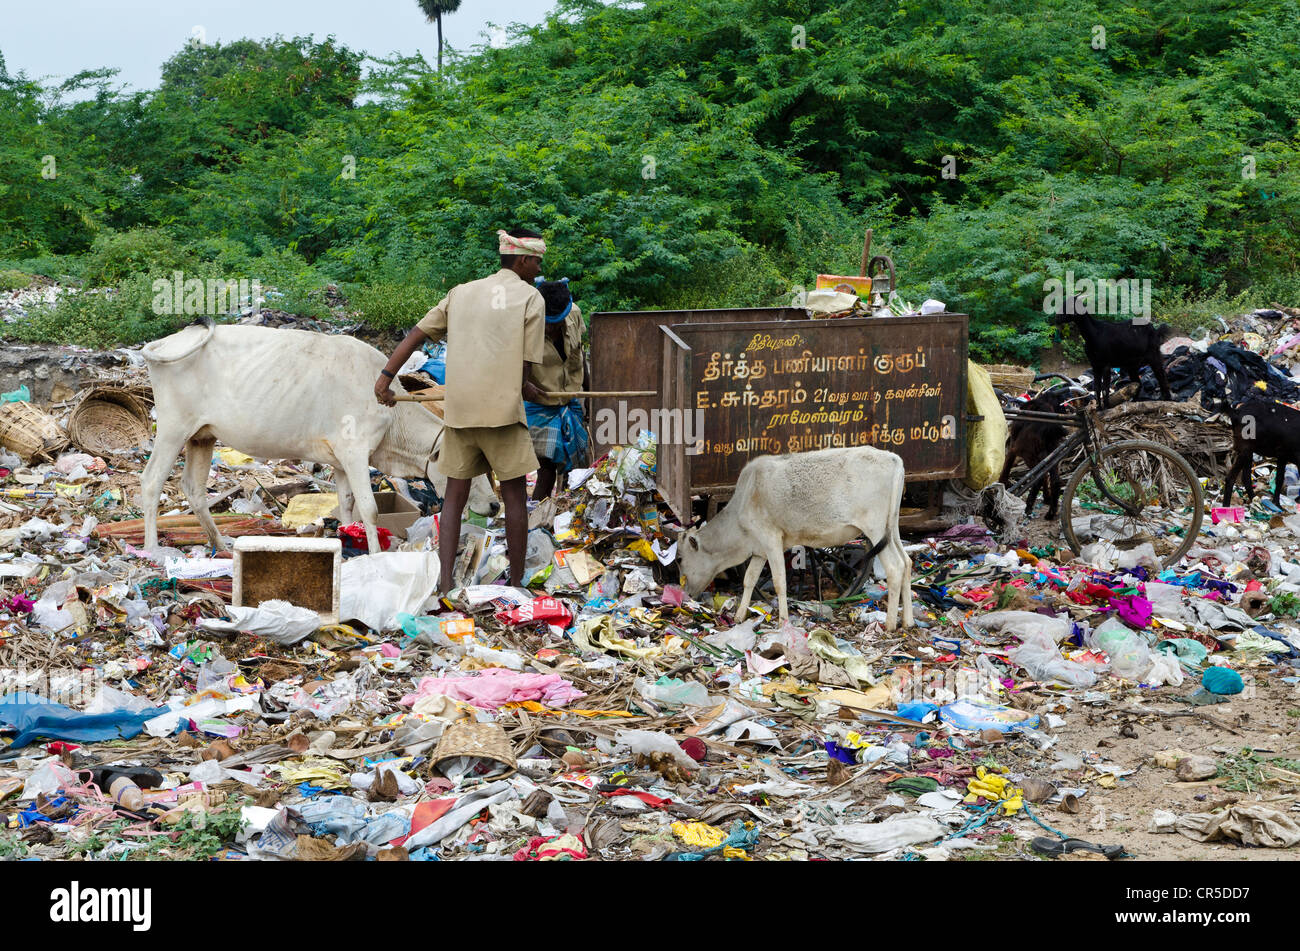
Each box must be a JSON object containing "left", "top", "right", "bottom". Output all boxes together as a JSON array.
[
  {"left": 1221, "top": 396, "right": 1300, "bottom": 506},
  {"left": 1053, "top": 297, "right": 1172, "bottom": 407},
  {"left": 1000, "top": 387, "right": 1071, "bottom": 519}
]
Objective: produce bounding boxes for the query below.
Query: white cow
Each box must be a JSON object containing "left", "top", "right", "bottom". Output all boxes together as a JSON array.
[
  {"left": 138, "top": 318, "right": 499, "bottom": 552},
  {"left": 677, "top": 446, "right": 913, "bottom": 630}
]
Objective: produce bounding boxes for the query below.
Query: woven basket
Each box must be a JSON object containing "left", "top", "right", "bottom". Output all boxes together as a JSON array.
[
  {"left": 983, "top": 364, "right": 1037, "bottom": 391},
  {"left": 67, "top": 387, "right": 151, "bottom": 458},
  {"left": 0, "top": 401, "right": 69, "bottom": 461},
  {"left": 431, "top": 721, "right": 516, "bottom": 776}
]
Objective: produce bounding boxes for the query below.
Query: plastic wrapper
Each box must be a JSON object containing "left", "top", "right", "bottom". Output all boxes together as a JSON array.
[
  {"left": 496, "top": 596, "right": 573, "bottom": 627},
  {"left": 1006, "top": 629, "right": 1097, "bottom": 687},
  {"left": 636, "top": 676, "right": 710, "bottom": 708}
]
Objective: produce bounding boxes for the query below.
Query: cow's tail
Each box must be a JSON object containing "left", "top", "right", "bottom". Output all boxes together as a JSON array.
[{"left": 140, "top": 315, "right": 216, "bottom": 364}]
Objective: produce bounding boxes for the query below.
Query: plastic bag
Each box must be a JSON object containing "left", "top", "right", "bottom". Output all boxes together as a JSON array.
[
  {"left": 636, "top": 676, "right": 710, "bottom": 708},
  {"left": 1145, "top": 650, "right": 1185, "bottom": 687},
  {"left": 971, "top": 610, "right": 1074, "bottom": 644},
  {"left": 21, "top": 760, "right": 76, "bottom": 800},
  {"left": 198, "top": 599, "right": 320, "bottom": 646},
  {"left": 1089, "top": 617, "right": 1152, "bottom": 680},
  {"left": 1007, "top": 630, "right": 1097, "bottom": 687},
  {"left": 616, "top": 728, "right": 699, "bottom": 770},
  {"left": 340, "top": 551, "right": 440, "bottom": 631},
  {"left": 963, "top": 362, "right": 1007, "bottom": 490},
  {"left": 826, "top": 814, "right": 946, "bottom": 853}
]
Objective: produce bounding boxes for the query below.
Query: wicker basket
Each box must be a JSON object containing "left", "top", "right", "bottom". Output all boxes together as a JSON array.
[
  {"left": 982, "top": 364, "right": 1037, "bottom": 392},
  {"left": 67, "top": 387, "right": 151, "bottom": 458},
  {"left": 0, "top": 400, "right": 69, "bottom": 461},
  {"left": 431, "top": 721, "right": 516, "bottom": 777}
]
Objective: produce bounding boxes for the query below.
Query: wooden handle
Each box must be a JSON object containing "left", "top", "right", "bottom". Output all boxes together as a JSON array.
[
  {"left": 393, "top": 389, "right": 656, "bottom": 403},
  {"left": 549, "top": 390, "right": 657, "bottom": 399}
]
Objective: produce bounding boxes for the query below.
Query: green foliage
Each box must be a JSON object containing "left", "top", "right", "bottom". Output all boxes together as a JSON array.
[
  {"left": 0, "top": 832, "right": 28, "bottom": 859},
  {"left": 0, "top": 2, "right": 1297, "bottom": 359},
  {"left": 1268, "top": 591, "right": 1300, "bottom": 619},
  {"left": 81, "top": 228, "right": 193, "bottom": 287},
  {"left": 0, "top": 269, "right": 33, "bottom": 292},
  {"left": 128, "top": 802, "right": 247, "bottom": 861},
  {"left": 11, "top": 274, "right": 184, "bottom": 349},
  {"left": 348, "top": 281, "right": 438, "bottom": 330}
]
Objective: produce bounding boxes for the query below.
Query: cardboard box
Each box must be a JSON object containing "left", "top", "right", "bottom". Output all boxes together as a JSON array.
[
  {"left": 372, "top": 492, "right": 421, "bottom": 538},
  {"left": 815, "top": 274, "right": 872, "bottom": 298},
  {"left": 328, "top": 491, "right": 421, "bottom": 538}
]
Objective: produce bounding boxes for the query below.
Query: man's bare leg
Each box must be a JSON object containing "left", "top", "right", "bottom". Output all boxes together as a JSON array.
[
  {"left": 532, "top": 460, "right": 558, "bottom": 501},
  {"left": 501, "top": 476, "right": 529, "bottom": 586},
  {"left": 438, "top": 477, "right": 470, "bottom": 595}
]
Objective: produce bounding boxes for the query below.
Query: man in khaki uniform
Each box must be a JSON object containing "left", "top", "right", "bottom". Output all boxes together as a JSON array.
[{"left": 375, "top": 228, "right": 547, "bottom": 592}]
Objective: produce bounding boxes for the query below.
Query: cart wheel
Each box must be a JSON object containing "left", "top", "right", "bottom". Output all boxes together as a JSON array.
[{"left": 1059, "top": 439, "right": 1204, "bottom": 568}]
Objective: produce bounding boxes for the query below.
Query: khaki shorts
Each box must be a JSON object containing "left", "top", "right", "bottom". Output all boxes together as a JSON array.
[{"left": 438, "top": 424, "right": 538, "bottom": 482}]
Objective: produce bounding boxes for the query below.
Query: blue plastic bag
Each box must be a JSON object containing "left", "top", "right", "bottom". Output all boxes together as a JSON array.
[{"left": 0, "top": 693, "right": 165, "bottom": 748}]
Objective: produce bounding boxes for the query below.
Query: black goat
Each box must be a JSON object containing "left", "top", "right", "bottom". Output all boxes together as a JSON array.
[
  {"left": 1053, "top": 297, "right": 1172, "bottom": 407},
  {"left": 1000, "top": 387, "right": 1071, "bottom": 518},
  {"left": 1221, "top": 397, "right": 1300, "bottom": 506}
]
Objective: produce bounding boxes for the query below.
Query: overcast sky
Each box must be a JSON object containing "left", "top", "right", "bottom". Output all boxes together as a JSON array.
[{"left": 1, "top": 0, "right": 562, "bottom": 91}]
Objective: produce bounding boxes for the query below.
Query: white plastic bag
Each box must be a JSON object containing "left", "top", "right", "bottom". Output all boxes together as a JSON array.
[
  {"left": 21, "top": 760, "right": 76, "bottom": 800},
  {"left": 616, "top": 729, "right": 699, "bottom": 770},
  {"left": 340, "top": 551, "right": 440, "bottom": 631},
  {"left": 1088, "top": 618, "right": 1152, "bottom": 680},
  {"left": 1145, "top": 650, "right": 1185, "bottom": 687},
  {"left": 971, "top": 610, "right": 1074, "bottom": 644},
  {"left": 826, "top": 814, "right": 946, "bottom": 853},
  {"left": 198, "top": 599, "right": 320, "bottom": 645},
  {"left": 1007, "top": 630, "right": 1097, "bottom": 687}
]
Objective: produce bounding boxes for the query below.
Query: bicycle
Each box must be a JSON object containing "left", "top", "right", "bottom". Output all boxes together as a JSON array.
[{"left": 1002, "top": 390, "right": 1204, "bottom": 567}]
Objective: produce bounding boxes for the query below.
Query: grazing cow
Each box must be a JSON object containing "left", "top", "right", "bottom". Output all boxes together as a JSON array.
[
  {"left": 1000, "top": 387, "right": 1073, "bottom": 519},
  {"left": 1221, "top": 397, "right": 1300, "bottom": 506},
  {"left": 138, "top": 318, "right": 498, "bottom": 552},
  {"left": 1053, "top": 297, "right": 1172, "bottom": 407},
  {"left": 677, "top": 446, "right": 912, "bottom": 630}
]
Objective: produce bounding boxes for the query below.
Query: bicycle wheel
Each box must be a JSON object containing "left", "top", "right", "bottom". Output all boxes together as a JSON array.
[{"left": 1059, "top": 439, "right": 1204, "bottom": 567}]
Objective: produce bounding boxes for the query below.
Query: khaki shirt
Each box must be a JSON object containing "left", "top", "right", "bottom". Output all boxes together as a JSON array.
[
  {"left": 530, "top": 304, "right": 585, "bottom": 405},
  {"left": 416, "top": 268, "right": 545, "bottom": 428}
]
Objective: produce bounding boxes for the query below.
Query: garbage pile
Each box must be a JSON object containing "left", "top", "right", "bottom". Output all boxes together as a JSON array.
[{"left": 0, "top": 315, "right": 1299, "bottom": 862}]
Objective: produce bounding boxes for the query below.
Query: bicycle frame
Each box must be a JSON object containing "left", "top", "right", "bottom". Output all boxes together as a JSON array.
[{"left": 1002, "top": 408, "right": 1146, "bottom": 517}]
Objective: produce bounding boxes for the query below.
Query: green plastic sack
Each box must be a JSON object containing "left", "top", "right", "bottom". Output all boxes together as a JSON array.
[{"left": 0, "top": 385, "right": 30, "bottom": 403}]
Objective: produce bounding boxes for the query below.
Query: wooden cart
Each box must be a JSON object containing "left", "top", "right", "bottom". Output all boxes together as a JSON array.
[{"left": 588, "top": 307, "right": 970, "bottom": 528}]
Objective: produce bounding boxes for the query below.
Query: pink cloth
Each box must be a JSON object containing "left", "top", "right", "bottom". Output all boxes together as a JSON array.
[{"left": 400, "top": 668, "right": 586, "bottom": 710}]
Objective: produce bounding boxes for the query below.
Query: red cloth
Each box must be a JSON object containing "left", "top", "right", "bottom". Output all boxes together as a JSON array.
[
  {"left": 599, "top": 789, "right": 674, "bottom": 808},
  {"left": 390, "top": 798, "right": 456, "bottom": 847},
  {"left": 338, "top": 523, "right": 393, "bottom": 552}
]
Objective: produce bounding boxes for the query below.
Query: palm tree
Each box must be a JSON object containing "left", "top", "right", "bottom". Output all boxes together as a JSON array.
[{"left": 416, "top": 0, "right": 464, "bottom": 73}]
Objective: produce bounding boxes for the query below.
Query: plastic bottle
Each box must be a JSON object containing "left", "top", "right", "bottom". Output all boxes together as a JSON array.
[
  {"left": 108, "top": 776, "right": 144, "bottom": 810},
  {"left": 89, "top": 766, "right": 163, "bottom": 810}
]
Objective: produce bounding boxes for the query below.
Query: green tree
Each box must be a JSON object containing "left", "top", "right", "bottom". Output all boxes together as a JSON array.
[{"left": 416, "top": 0, "right": 465, "bottom": 72}]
